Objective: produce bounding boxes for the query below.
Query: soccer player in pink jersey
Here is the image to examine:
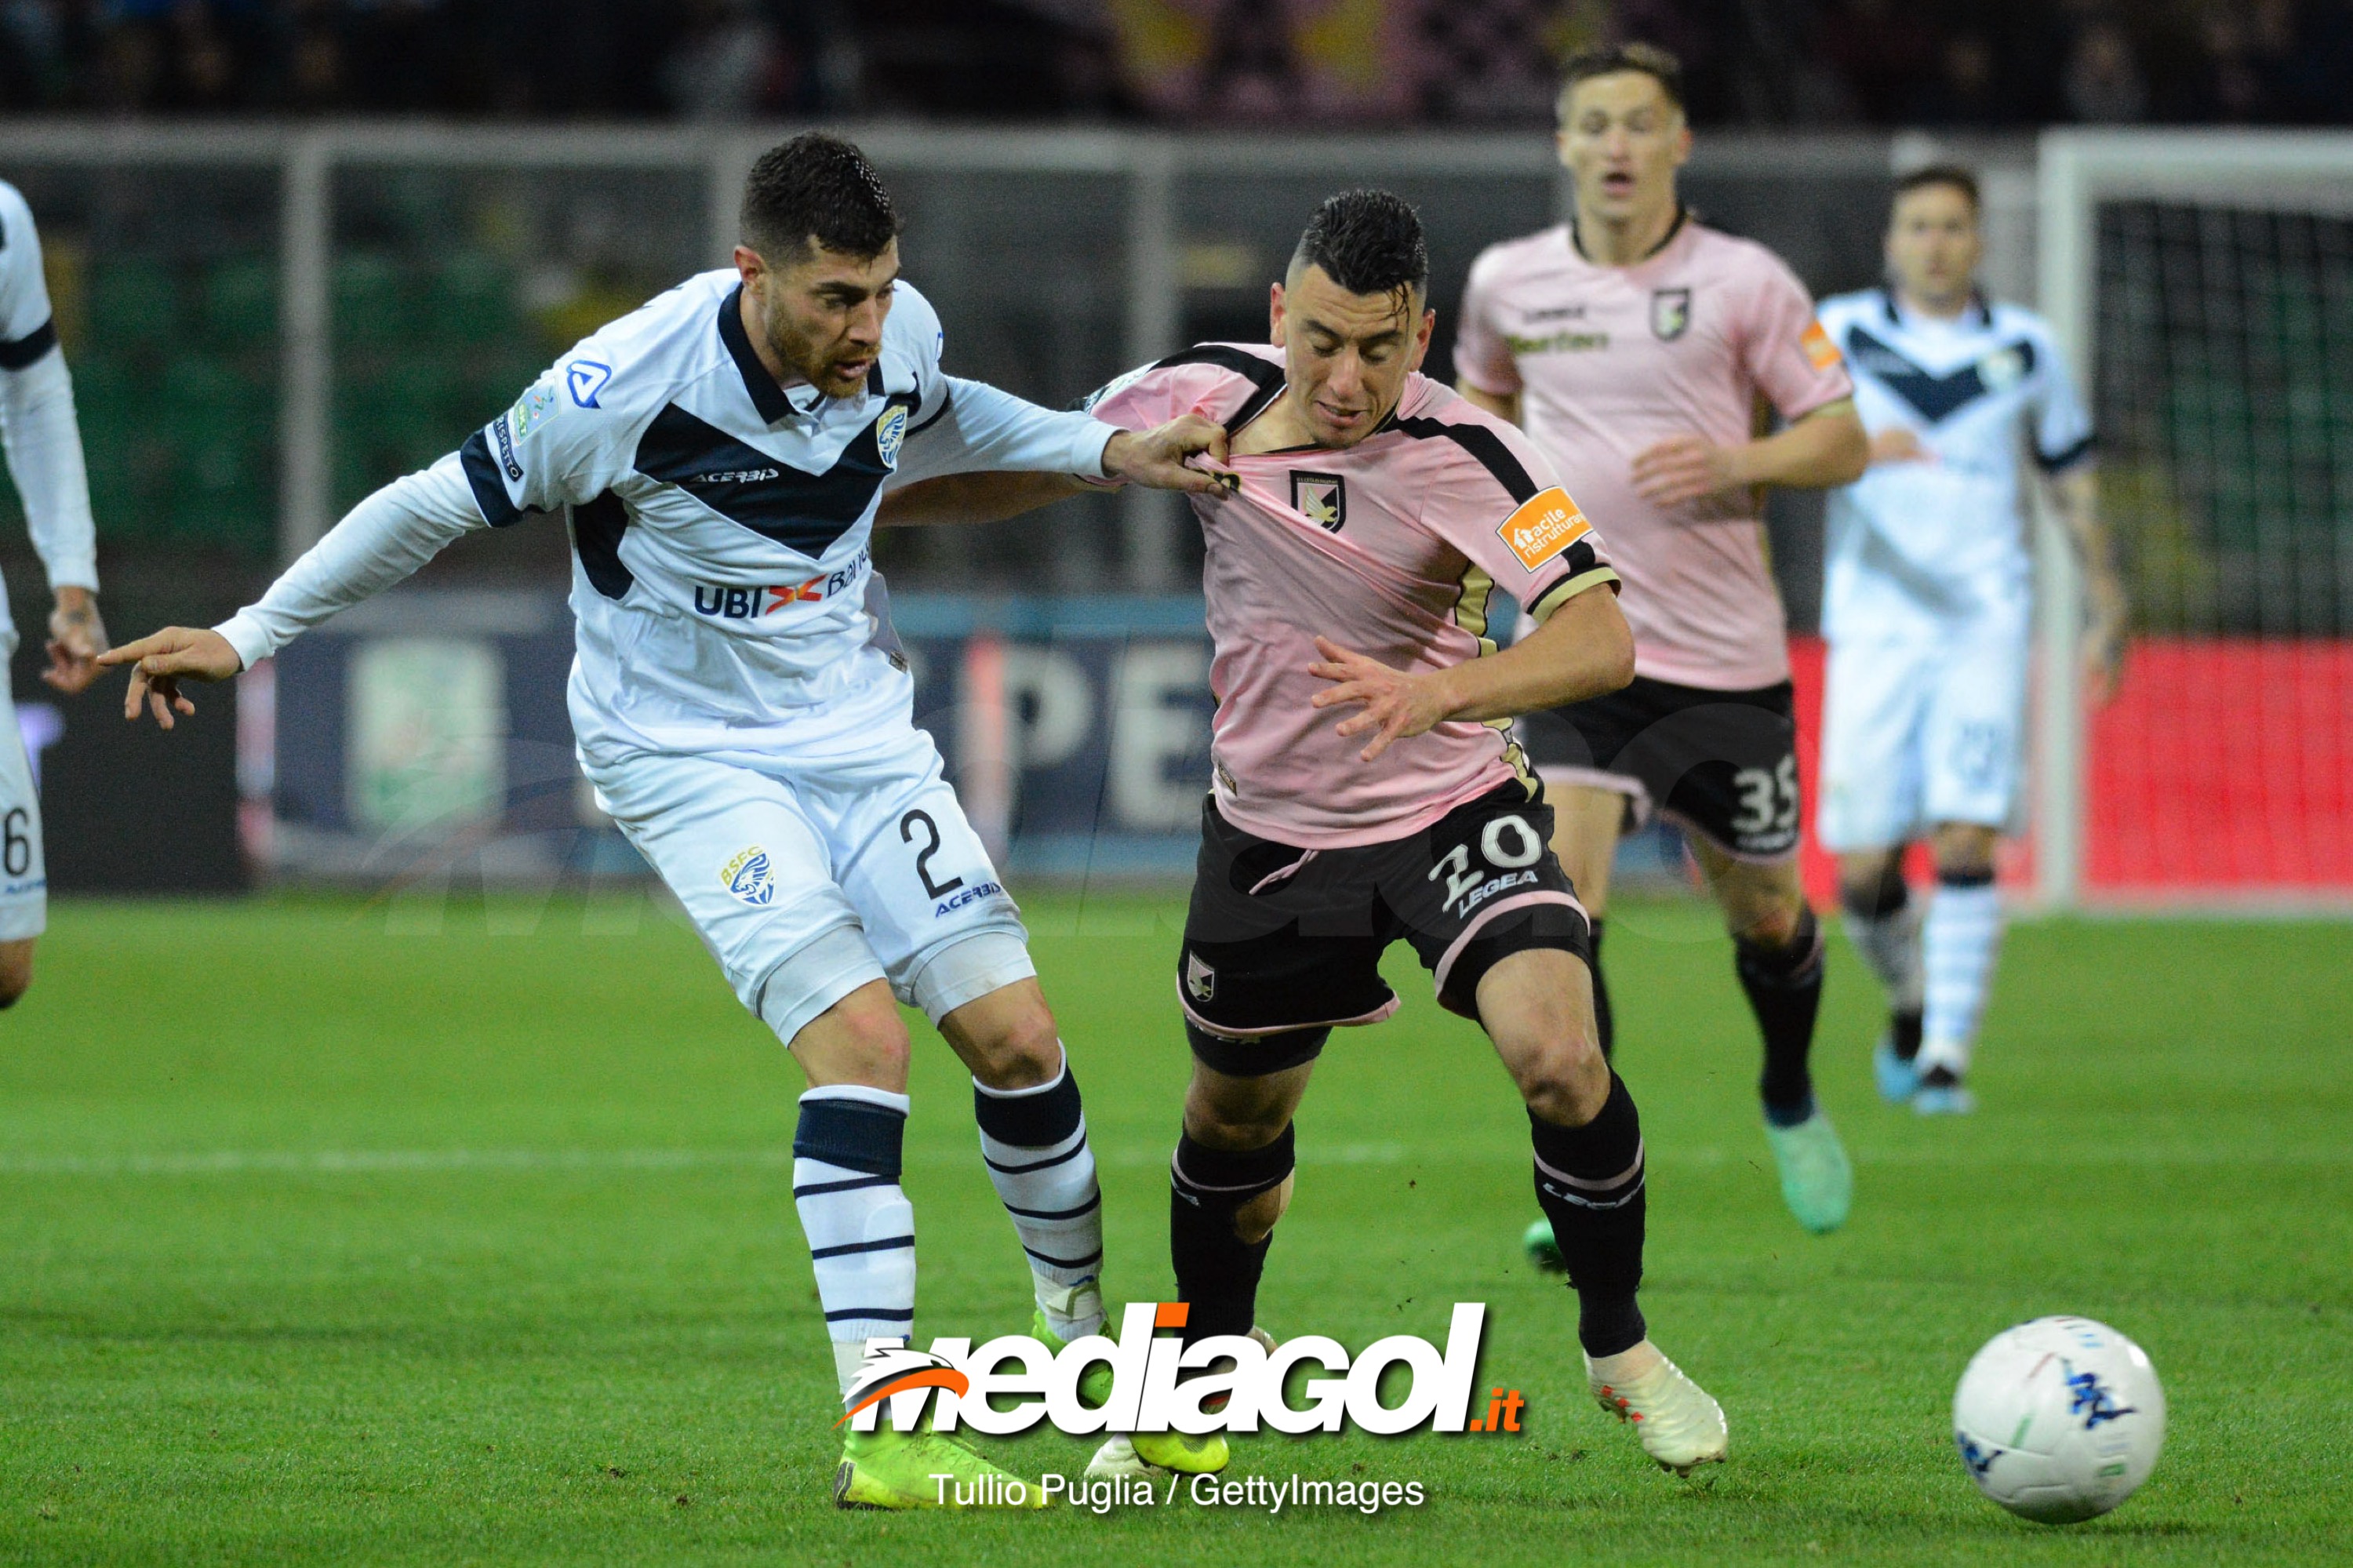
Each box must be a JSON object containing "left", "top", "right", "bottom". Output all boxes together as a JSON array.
[
  {"left": 883, "top": 190, "right": 1730, "bottom": 1478},
  {"left": 1454, "top": 44, "right": 1871, "bottom": 1239}
]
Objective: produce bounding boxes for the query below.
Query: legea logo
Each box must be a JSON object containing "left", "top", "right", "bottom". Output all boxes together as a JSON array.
[{"left": 842, "top": 1301, "right": 1501, "bottom": 1437}]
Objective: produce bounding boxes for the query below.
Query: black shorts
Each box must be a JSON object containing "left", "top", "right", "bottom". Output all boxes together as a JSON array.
[
  {"left": 1177, "top": 784, "right": 1592, "bottom": 1076},
  {"left": 1517, "top": 675, "right": 1801, "bottom": 860}
]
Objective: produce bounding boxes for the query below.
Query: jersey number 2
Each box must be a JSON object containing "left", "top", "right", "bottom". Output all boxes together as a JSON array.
[{"left": 900, "top": 809, "right": 965, "bottom": 899}]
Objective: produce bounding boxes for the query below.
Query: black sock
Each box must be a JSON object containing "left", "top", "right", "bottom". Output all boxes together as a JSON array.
[
  {"left": 1736, "top": 906, "right": 1825, "bottom": 1127},
  {"left": 1529, "top": 1075, "right": 1646, "bottom": 1357},
  {"left": 1892, "top": 1006, "right": 1924, "bottom": 1062},
  {"left": 1169, "top": 1125, "right": 1293, "bottom": 1345},
  {"left": 1588, "top": 918, "right": 1615, "bottom": 1061}
]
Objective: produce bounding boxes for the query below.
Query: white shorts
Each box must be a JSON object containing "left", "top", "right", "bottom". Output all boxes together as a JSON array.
[
  {"left": 582, "top": 717, "right": 1032, "bottom": 1049},
  {"left": 1817, "top": 610, "right": 2029, "bottom": 853},
  {"left": 0, "top": 675, "right": 45, "bottom": 942}
]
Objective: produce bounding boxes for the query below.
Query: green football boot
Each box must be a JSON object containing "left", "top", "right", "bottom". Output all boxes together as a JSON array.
[
  {"left": 1523, "top": 1217, "right": 1565, "bottom": 1271},
  {"left": 833, "top": 1419, "right": 1048, "bottom": 1510},
  {"left": 1033, "top": 1308, "right": 1231, "bottom": 1479},
  {"left": 1764, "top": 1109, "right": 1853, "bottom": 1234}
]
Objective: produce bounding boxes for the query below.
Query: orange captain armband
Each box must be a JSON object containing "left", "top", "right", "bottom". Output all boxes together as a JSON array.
[
  {"left": 1801, "top": 318, "right": 1842, "bottom": 371},
  {"left": 1496, "top": 486, "right": 1593, "bottom": 573}
]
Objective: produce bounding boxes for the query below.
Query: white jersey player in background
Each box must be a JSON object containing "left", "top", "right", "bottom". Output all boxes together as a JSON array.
[
  {"left": 0, "top": 179, "right": 110, "bottom": 1006},
  {"left": 1815, "top": 165, "right": 2125, "bottom": 1115},
  {"left": 101, "top": 133, "right": 1230, "bottom": 1509}
]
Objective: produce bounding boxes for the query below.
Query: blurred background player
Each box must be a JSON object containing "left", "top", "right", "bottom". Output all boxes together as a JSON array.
[
  {"left": 0, "top": 178, "right": 107, "bottom": 1008},
  {"left": 98, "top": 133, "right": 1227, "bottom": 1511},
  {"left": 1813, "top": 166, "right": 2123, "bottom": 1115},
  {"left": 886, "top": 189, "right": 1729, "bottom": 1480},
  {"left": 1454, "top": 45, "right": 1870, "bottom": 1239}
]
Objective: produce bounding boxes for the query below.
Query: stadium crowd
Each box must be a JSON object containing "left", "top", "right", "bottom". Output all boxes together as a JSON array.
[{"left": 1, "top": 0, "right": 2349, "bottom": 126}]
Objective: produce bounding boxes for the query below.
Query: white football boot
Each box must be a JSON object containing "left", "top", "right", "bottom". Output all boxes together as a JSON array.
[{"left": 1586, "top": 1341, "right": 1729, "bottom": 1475}]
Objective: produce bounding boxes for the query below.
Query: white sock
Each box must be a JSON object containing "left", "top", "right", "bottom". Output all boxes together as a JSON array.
[
  {"left": 973, "top": 1048, "right": 1105, "bottom": 1340},
  {"left": 833, "top": 1338, "right": 872, "bottom": 1402},
  {"left": 1920, "top": 880, "right": 2003, "bottom": 1077},
  {"left": 1845, "top": 900, "right": 1925, "bottom": 1015},
  {"left": 793, "top": 1085, "right": 917, "bottom": 1402}
]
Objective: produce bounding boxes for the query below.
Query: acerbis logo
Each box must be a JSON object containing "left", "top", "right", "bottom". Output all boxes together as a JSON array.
[
  {"left": 934, "top": 880, "right": 1003, "bottom": 919},
  {"left": 845, "top": 1301, "right": 1501, "bottom": 1438},
  {"left": 567, "top": 359, "right": 612, "bottom": 408}
]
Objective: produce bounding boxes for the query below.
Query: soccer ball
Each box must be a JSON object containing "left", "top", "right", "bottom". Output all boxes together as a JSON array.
[{"left": 1951, "top": 1315, "right": 2166, "bottom": 1524}]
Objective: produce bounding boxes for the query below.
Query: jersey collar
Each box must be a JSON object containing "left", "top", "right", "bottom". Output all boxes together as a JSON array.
[
  {"left": 718, "top": 281, "right": 820, "bottom": 424},
  {"left": 1568, "top": 204, "right": 1690, "bottom": 267},
  {"left": 1882, "top": 285, "right": 1992, "bottom": 332}
]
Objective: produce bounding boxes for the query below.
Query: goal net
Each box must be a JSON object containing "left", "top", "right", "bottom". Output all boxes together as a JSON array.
[{"left": 2038, "top": 132, "right": 2353, "bottom": 907}]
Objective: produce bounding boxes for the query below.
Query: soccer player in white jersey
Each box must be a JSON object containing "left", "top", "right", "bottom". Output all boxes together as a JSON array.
[
  {"left": 1454, "top": 45, "right": 1871, "bottom": 1239},
  {"left": 99, "top": 134, "right": 1230, "bottom": 1509},
  {"left": 1815, "top": 166, "right": 2124, "bottom": 1115},
  {"left": 0, "top": 180, "right": 111, "bottom": 1006}
]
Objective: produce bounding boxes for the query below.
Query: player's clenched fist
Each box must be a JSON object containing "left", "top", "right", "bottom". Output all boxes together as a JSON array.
[
  {"left": 1102, "top": 414, "right": 1237, "bottom": 497},
  {"left": 95, "top": 626, "right": 242, "bottom": 730}
]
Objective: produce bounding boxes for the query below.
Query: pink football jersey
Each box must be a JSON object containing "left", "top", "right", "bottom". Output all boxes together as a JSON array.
[
  {"left": 1457, "top": 215, "right": 1853, "bottom": 689},
  {"left": 1089, "top": 344, "right": 1620, "bottom": 849}
]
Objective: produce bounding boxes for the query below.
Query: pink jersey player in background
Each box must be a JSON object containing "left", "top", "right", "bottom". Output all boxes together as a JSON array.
[
  {"left": 1453, "top": 44, "right": 1871, "bottom": 1244},
  {"left": 883, "top": 189, "right": 1732, "bottom": 1479}
]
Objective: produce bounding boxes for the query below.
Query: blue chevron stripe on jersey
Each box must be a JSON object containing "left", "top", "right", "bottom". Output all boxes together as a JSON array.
[
  {"left": 1840, "top": 324, "right": 2037, "bottom": 426},
  {"left": 632, "top": 395, "right": 917, "bottom": 558}
]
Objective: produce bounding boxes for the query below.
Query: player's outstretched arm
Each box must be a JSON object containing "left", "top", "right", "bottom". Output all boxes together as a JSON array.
[
  {"left": 1309, "top": 588, "right": 1635, "bottom": 762},
  {"left": 96, "top": 453, "right": 498, "bottom": 731},
  {"left": 96, "top": 626, "right": 240, "bottom": 730},
  {"left": 879, "top": 413, "right": 1235, "bottom": 528},
  {"left": 877, "top": 471, "right": 1092, "bottom": 529},
  {"left": 1631, "top": 400, "right": 1869, "bottom": 507}
]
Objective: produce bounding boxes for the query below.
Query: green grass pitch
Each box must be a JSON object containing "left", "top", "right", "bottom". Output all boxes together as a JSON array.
[{"left": 1, "top": 891, "right": 2347, "bottom": 1565}]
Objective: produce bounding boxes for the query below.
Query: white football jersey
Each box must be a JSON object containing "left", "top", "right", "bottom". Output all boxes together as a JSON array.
[
  {"left": 469, "top": 268, "right": 1112, "bottom": 755},
  {"left": 0, "top": 179, "right": 100, "bottom": 646},
  {"left": 221, "top": 268, "right": 1114, "bottom": 759},
  {"left": 1817, "top": 288, "right": 2092, "bottom": 638}
]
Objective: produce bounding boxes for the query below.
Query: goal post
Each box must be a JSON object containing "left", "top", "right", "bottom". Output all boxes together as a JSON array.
[{"left": 2037, "top": 130, "right": 2353, "bottom": 909}]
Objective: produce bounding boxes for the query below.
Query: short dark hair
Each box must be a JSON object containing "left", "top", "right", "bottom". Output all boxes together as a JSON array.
[
  {"left": 740, "top": 132, "right": 901, "bottom": 261},
  {"left": 1893, "top": 162, "right": 1982, "bottom": 215},
  {"left": 1290, "top": 189, "right": 1428, "bottom": 301},
  {"left": 1557, "top": 42, "right": 1686, "bottom": 120}
]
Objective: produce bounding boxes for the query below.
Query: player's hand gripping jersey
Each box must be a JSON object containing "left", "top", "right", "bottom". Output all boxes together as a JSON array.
[
  {"left": 1457, "top": 214, "right": 1852, "bottom": 689},
  {"left": 1814, "top": 289, "right": 2093, "bottom": 638},
  {"left": 216, "top": 271, "right": 1115, "bottom": 759},
  {"left": 1086, "top": 344, "right": 1618, "bottom": 848}
]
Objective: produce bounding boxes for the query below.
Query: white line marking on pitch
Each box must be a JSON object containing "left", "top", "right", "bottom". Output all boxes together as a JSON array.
[{"left": 0, "top": 1141, "right": 2335, "bottom": 1178}]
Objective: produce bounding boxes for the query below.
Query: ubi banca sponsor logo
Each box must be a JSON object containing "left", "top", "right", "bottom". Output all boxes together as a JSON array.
[{"left": 839, "top": 1301, "right": 1520, "bottom": 1437}]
